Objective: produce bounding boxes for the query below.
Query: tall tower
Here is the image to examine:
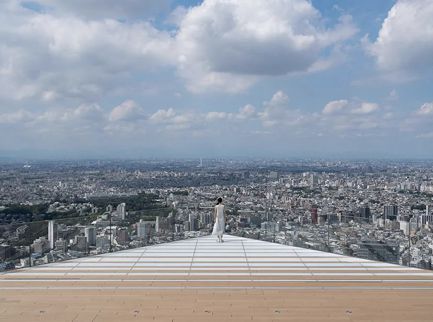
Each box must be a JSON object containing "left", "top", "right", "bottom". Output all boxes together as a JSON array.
[
  {"left": 384, "top": 205, "right": 398, "bottom": 221},
  {"left": 155, "top": 216, "right": 160, "bottom": 233},
  {"left": 117, "top": 203, "right": 126, "bottom": 220},
  {"left": 48, "top": 220, "right": 58, "bottom": 249},
  {"left": 85, "top": 226, "right": 96, "bottom": 246}
]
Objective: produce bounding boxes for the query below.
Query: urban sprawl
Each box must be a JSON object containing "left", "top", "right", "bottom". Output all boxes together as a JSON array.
[{"left": 1, "top": 159, "right": 433, "bottom": 271}]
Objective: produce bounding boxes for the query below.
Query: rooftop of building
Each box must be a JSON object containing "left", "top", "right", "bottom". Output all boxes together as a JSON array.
[{"left": 1, "top": 234, "right": 433, "bottom": 321}]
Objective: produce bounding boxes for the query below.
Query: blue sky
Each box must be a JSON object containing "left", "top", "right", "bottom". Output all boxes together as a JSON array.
[{"left": 1, "top": 0, "right": 433, "bottom": 159}]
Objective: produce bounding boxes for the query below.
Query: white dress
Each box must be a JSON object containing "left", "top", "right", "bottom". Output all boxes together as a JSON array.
[{"left": 212, "top": 204, "right": 225, "bottom": 237}]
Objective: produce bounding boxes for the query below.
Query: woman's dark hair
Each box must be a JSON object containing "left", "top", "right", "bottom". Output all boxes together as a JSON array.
[{"left": 217, "top": 197, "right": 223, "bottom": 204}]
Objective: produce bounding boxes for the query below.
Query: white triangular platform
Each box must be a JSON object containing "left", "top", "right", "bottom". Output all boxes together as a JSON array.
[{"left": 1, "top": 234, "right": 433, "bottom": 289}]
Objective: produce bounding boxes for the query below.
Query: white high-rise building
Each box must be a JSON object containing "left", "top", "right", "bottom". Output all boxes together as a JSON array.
[
  {"left": 155, "top": 216, "right": 160, "bottom": 233},
  {"left": 85, "top": 226, "right": 96, "bottom": 246},
  {"left": 48, "top": 220, "right": 57, "bottom": 249},
  {"left": 309, "top": 173, "right": 319, "bottom": 188},
  {"left": 421, "top": 205, "right": 433, "bottom": 227},
  {"left": 117, "top": 203, "right": 126, "bottom": 220},
  {"left": 137, "top": 220, "right": 153, "bottom": 239}
]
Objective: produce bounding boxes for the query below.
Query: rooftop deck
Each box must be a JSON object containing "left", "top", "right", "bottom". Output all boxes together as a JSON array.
[{"left": 1, "top": 235, "right": 433, "bottom": 321}]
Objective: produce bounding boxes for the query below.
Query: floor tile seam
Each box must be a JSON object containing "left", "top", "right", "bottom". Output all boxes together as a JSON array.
[
  {"left": 9, "top": 272, "right": 433, "bottom": 276},
  {"left": 296, "top": 249, "right": 311, "bottom": 278},
  {"left": 3, "top": 286, "right": 433, "bottom": 290},
  {"left": 16, "top": 268, "right": 424, "bottom": 272},
  {"left": 187, "top": 238, "right": 198, "bottom": 280},
  {"left": 240, "top": 240, "right": 253, "bottom": 282},
  {"left": 127, "top": 245, "right": 146, "bottom": 277},
  {"left": 5, "top": 278, "right": 433, "bottom": 283},
  {"left": 70, "top": 262, "right": 81, "bottom": 273},
  {"left": 7, "top": 272, "right": 433, "bottom": 277}
]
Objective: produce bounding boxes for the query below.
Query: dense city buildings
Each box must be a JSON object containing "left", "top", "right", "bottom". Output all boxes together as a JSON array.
[{"left": 1, "top": 159, "right": 433, "bottom": 271}]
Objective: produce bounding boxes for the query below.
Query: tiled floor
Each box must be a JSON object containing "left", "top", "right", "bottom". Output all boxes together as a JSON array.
[{"left": 1, "top": 235, "right": 433, "bottom": 321}]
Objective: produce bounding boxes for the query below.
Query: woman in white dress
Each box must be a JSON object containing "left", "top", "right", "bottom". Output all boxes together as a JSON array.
[{"left": 212, "top": 197, "right": 225, "bottom": 242}]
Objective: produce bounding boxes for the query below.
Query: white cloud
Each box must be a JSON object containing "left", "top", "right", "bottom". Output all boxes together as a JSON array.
[
  {"left": 416, "top": 102, "right": 433, "bottom": 116},
  {"left": 71, "top": 103, "right": 103, "bottom": 121},
  {"left": 352, "top": 102, "right": 379, "bottom": 115},
  {"left": 175, "top": 0, "right": 357, "bottom": 92},
  {"left": 322, "top": 100, "right": 348, "bottom": 114},
  {"left": 323, "top": 100, "right": 379, "bottom": 115},
  {"left": 0, "top": 110, "right": 34, "bottom": 124},
  {"left": 33, "top": 0, "right": 171, "bottom": 19},
  {"left": 401, "top": 102, "right": 433, "bottom": 134},
  {"left": 109, "top": 100, "right": 143, "bottom": 122},
  {"left": 149, "top": 108, "right": 177, "bottom": 123},
  {"left": 367, "top": 0, "right": 433, "bottom": 76},
  {"left": 0, "top": 5, "right": 174, "bottom": 101},
  {"left": 259, "top": 91, "right": 306, "bottom": 127},
  {"left": 237, "top": 105, "right": 257, "bottom": 120},
  {"left": 320, "top": 99, "right": 385, "bottom": 133},
  {"left": 33, "top": 103, "right": 103, "bottom": 124},
  {"left": 206, "top": 112, "right": 228, "bottom": 121},
  {"left": 0, "top": 0, "right": 359, "bottom": 101}
]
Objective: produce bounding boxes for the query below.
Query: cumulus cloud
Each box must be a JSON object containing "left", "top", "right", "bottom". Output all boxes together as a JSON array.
[
  {"left": 416, "top": 102, "right": 433, "bottom": 116},
  {"left": 0, "top": 110, "right": 34, "bottom": 124},
  {"left": 149, "top": 108, "right": 177, "bottom": 123},
  {"left": 401, "top": 102, "right": 433, "bottom": 135},
  {"left": 34, "top": 103, "right": 104, "bottom": 124},
  {"left": 259, "top": 91, "right": 306, "bottom": 127},
  {"left": 0, "top": 4, "right": 174, "bottom": 102},
  {"left": 149, "top": 108, "right": 196, "bottom": 131},
  {"left": 109, "top": 100, "right": 143, "bottom": 122},
  {"left": 367, "top": 0, "right": 433, "bottom": 76},
  {"left": 175, "top": 0, "right": 357, "bottom": 92},
  {"left": 322, "top": 100, "right": 348, "bottom": 114},
  {"left": 0, "top": 0, "right": 359, "bottom": 102},
  {"left": 323, "top": 100, "right": 379, "bottom": 115},
  {"left": 33, "top": 0, "right": 172, "bottom": 19},
  {"left": 352, "top": 102, "right": 379, "bottom": 115},
  {"left": 320, "top": 99, "right": 385, "bottom": 133},
  {"left": 237, "top": 105, "right": 257, "bottom": 120},
  {"left": 205, "top": 112, "right": 228, "bottom": 121}
]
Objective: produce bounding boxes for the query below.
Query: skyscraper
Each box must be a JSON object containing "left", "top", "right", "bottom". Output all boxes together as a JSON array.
[
  {"left": 384, "top": 205, "right": 398, "bottom": 221},
  {"left": 117, "top": 203, "right": 126, "bottom": 220},
  {"left": 309, "top": 173, "right": 319, "bottom": 188},
  {"left": 359, "top": 206, "right": 371, "bottom": 220},
  {"left": 85, "top": 226, "right": 96, "bottom": 246},
  {"left": 155, "top": 216, "right": 160, "bottom": 233},
  {"left": 422, "top": 205, "right": 433, "bottom": 226},
  {"left": 137, "top": 220, "right": 153, "bottom": 239},
  {"left": 48, "top": 220, "right": 57, "bottom": 249}
]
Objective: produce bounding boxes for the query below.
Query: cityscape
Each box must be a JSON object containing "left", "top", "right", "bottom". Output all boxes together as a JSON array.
[
  {"left": 1, "top": 159, "right": 433, "bottom": 271},
  {"left": 1, "top": 0, "right": 433, "bottom": 320}
]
